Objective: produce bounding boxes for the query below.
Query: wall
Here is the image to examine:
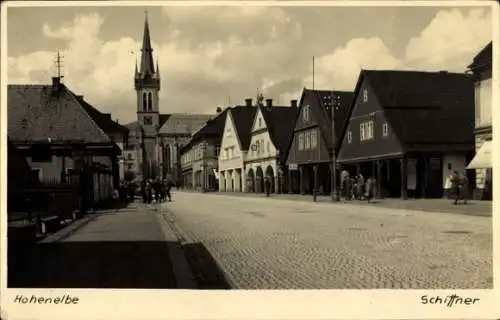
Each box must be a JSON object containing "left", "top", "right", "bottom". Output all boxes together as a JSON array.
[
  {"left": 442, "top": 154, "right": 467, "bottom": 187},
  {"left": 29, "top": 156, "right": 75, "bottom": 183},
  {"left": 475, "top": 78, "right": 492, "bottom": 128}
]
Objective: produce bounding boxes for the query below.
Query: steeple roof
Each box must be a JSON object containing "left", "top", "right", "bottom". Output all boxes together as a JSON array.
[{"left": 140, "top": 11, "right": 155, "bottom": 75}]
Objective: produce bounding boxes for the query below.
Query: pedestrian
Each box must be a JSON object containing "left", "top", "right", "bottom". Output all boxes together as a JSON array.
[
  {"left": 141, "top": 181, "right": 147, "bottom": 204},
  {"left": 450, "top": 171, "right": 461, "bottom": 205},
  {"left": 357, "top": 173, "right": 365, "bottom": 200},
  {"left": 265, "top": 176, "right": 271, "bottom": 196},
  {"left": 154, "top": 179, "right": 161, "bottom": 203},
  {"left": 165, "top": 178, "right": 173, "bottom": 202},
  {"left": 365, "top": 176, "right": 374, "bottom": 203},
  {"left": 146, "top": 180, "right": 153, "bottom": 205},
  {"left": 128, "top": 182, "right": 136, "bottom": 202},
  {"left": 341, "top": 169, "right": 350, "bottom": 199},
  {"left": 461, "top": 170, "right": 470, "bottom": 205}
]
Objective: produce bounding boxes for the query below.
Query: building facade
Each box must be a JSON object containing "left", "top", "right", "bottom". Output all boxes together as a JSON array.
[
  {"left": 245, "top": 98, "right": 298, "bottom": 194},
  {"left": 218, "top": 100, "right": 257, "bottom": 192},
  {"left": 466, "top": 42, "right": 492, "bottom": 200},
  {"left": 336, "top": 70, "right": 475, "bottom": 199},
  {"left": 285, "top": 89, "right": 353, "bottom": 196},
  {"left": 125, "top": 12, "right": 214, "bottom": 183}
]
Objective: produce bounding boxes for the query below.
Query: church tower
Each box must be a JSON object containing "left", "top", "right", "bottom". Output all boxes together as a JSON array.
[{"left": 134, "top": 11, "right": 161, "bottom": 179}]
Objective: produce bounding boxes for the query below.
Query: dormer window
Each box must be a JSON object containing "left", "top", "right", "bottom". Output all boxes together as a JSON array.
[
  {"left": 258, "top": 118, "right": 262, "bottom": 128},
  {"left": 347, "top": 130, "right": 352, "bottom": 144},
  {"left": 363, "top": 89, "right": 368, "bottom": 103},
  {"left": 382, "top": 122, "right": 389, "bottom": 137}
]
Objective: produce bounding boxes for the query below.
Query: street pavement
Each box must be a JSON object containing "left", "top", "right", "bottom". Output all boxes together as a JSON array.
[
  {"left": 163, "top": 191, "right": 493, "bottom": 289},
  {"left": 10, "top": 203, "right": 193, "bottom": 289}
]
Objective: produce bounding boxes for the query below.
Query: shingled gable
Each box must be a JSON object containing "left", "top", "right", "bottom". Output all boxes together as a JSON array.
[
  {"left": 8, "top": 84, "right": 112, "bottom": 145},
  {"left": 258, "top": 105, "right": 299, "bottom": 163},
  {"left": 230, "top": 105, "right": 258, "bottom": 151},
  {"left": 337, "top": 69, "right": 475, "bottom": 155}
]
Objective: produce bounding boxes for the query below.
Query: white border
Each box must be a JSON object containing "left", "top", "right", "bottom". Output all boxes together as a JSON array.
[{"left": 1, "top": 1, "right": 499, "bottom": 320}]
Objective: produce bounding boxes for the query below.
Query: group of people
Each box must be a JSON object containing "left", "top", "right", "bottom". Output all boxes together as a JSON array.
[
  {"left": 116, "top": 181, "right": 136, "bottom": 203},
  {"left": 141, "top": 179, "right": 173, "bottom": 204},
  {"left": 340, "top": 170, "right": 378, "bottom": 202}
]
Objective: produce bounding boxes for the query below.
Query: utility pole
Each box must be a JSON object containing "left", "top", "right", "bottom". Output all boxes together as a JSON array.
[{"left": 331, "top": 92, "right": 340, "bottom": 202}]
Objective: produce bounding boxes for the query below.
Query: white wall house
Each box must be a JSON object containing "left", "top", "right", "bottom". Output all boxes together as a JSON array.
[
  {"left": 218, "top": 109, "right": 247, "bottom": 192},
  {"left": 244, "top": 106, "right": 279, "bottom": 193}
]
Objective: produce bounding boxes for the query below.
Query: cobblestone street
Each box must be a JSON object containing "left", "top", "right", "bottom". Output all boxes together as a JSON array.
[{"left": 163, "top": 191, "right": 493, "bottom": 289}]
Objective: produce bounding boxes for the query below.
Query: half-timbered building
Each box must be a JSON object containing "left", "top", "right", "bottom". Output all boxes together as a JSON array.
[
  {"left": 285, "top": 89, "right": 354, "bottom": 195},
  {"left": 336, "top": 70, "right": 475, "bottom": 199}
]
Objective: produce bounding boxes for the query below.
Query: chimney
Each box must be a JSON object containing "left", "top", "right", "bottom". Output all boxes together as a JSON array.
[
  {"left": 245, "top": 98, "right": 253, "bottom": 107},
  {"left": 265, "top": 99, "right": 273, "bottom": 108},
  {"left": 216, "top": 107, "right": 222, "bottom": 113},
  {"left": 76, "top": 95, "right": 84, "bottom": 101},
  {"left": 52, "top": 77, "right": 61, "bottom": 93},
  {"left": 290, "top": 99, "right": 298, "bottom": 108},
  {"left": 104, "top": 113, "right": 112, "bottom": 119}
]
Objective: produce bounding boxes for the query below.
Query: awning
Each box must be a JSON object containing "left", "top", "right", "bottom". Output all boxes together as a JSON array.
[{"left": 467, "top": 140, "right": 492, "bottom": 169}]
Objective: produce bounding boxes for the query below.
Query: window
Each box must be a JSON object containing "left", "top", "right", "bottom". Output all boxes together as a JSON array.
[
  {"left": 215, "top": 147, "right": 220, "bottom": 157},
  {"left": 363, "top": 89, "right": 368, "bottom": 103},
  {"left": 143, "top": 92, "right": 147, "bottom": 111},
  {"left": 127, "top": 164, "right": 133, "bottom": 170},
  {"left": 258, "top": 118, "right": 262, "bottom": 128},
  {"left": 298, "top": 132, "right": 304, "bottom": 150},
  {"left": 302, "top": 105, "right": 310, "bottom": 122},
  {"left": 360, "top": 120, "right": 374, "bottom": 141},
  {"left": 143, "top": 116, "right": 152, "bottom": 125},
  {"left": 147, "top": 92, "right": 152, "bottom": 111},
  {"left": 382, "top": 122, "right": 389, "bottom": 137},
  {"left": 256, "top": 141, "right": 260, "bottom": 154},
  {"left": 224, "top": 148, "right": 228, "bottom": 160},
  {"left": 305, "top": 131, "right": 311, "bottom": 149},
  {"left": 127, "top": 153, "right": 133, "bottom": 160},
  {"left": 267, "top": 142, "right": 270, "bottom": 153},
  {"left": 311, "top": 129, "right": 317, "bottom": 148},
  {"left": 347, "top": 130, "right": 352, "bottom": 144}
]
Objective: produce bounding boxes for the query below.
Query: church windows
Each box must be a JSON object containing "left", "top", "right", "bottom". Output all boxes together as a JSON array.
[
  {"left": 148, "top": 92, "right": 152, "bottom": 111},
  {"left": 144, "top": 116, "right": 152, "bottom": 125},
  {"left": 143, "top": 93, "right": 147, "bottom": 111}
]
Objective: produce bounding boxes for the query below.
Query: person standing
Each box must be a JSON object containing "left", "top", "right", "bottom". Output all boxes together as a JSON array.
[
  {"left": 165, "top": 178, "right": 173, "bottom": 202},
  {"left": 450, "top": 171, "right": 461, "bottom": 205},
  {"left": 357, "top": 173, "right": 365, "bottom": 200}
]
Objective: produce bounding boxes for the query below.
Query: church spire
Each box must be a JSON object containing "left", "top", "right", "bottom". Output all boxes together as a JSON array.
[{"left": 140, "top": 10, "right": 155, "bottom": 75}]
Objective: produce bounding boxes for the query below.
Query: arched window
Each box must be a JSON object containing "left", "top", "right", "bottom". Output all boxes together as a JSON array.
[
  {"left": 142, "top": 93, "right": 147, "bottom": 111},
  {"left": 148, "top": 92, "right": 152, "bottom": 111}
]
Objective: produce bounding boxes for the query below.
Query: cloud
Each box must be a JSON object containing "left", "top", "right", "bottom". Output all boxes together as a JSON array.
[{"left": 7, "top": 7, "right": 492, "bottom": 124}]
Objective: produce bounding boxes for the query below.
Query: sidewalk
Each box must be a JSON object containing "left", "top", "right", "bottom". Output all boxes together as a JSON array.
[{"left": 177, "top": 189, "right": 492, "bottom": 217}]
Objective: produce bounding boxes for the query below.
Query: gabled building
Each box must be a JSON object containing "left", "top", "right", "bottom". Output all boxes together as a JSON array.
[
  {"left": 245, "top": 98, "right": 298, "bottom": 194},
  {"left": 179, "top": 107, "right": 228, "bottom": 191},
  {"left": 285, "top": 88, "right": 353, "bottom": 195},
  {"left": 124, "top": 12, "right": 214, "bottom": 183},
  {"left": 74, "top": 94, "right": 129, "bottom": 185},
  {"left": 336, "top": 70, "right": 475, "bottom": 199},
  {"left": 8, "top": 77, "right": 124, "bottom": 203},
  {"left": 218, "top": 99, "right": 257, "bottom": 192},
  {"left": 466, "top": 41, "right": 493, "bottom": 200}
]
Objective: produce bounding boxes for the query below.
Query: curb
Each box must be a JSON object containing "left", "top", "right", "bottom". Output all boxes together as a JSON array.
[
  {"left": 38, "top": 213, "right": 101, "bottom": 244},
  {"left": 155, "top": 209, "right": 197, "bottom": 289},
  {"left": 160, "top": 206, "right": 237, "bottom": 289}
]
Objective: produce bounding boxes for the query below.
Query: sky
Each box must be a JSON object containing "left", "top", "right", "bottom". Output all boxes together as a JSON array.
[{"left": 6, "top": 3, "right": 493, "bottom": 125}]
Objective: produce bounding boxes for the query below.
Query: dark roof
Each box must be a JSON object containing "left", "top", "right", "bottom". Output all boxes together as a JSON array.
[
  {"left": 8, "top": 84, "right": 112, "bottom": 144},
  {"left": 231, "top": 106, "right": 258, "bottom": 150},
  {"left": 260, "top": 106, "right": 299, "bottom": 162},
  {"left": 468, "top": 41, "right": 492, "bottom": 70},
  {"left": 71, "top": 93, "right": 129, "bottom": 135},
  {"left": 180, "top": 108, "right": 230, "bottom": 153},
  {"left": 340, "top": 69, "right": 475, "bottom": 149}
]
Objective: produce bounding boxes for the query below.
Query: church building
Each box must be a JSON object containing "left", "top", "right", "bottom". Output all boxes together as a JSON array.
[{"left": 124, "top": 13, "right": 214, "bottom": 183}]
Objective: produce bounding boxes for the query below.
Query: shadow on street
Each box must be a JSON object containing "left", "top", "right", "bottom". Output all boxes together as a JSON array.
[
  {"left": 183, "top": 243, "right": 232, "bottom": 289},
  {"left": 8, "top": 240, "right": 177, "bottom": 289},
  {"left": 8, "top": 239, "right": 232, "bottom": 289}
]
